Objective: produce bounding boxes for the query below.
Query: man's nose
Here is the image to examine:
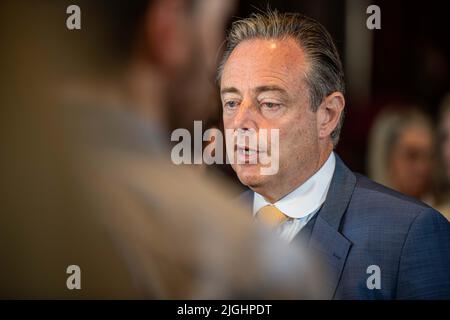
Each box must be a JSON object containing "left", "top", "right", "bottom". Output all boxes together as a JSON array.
[{"left": 233, "top": 98, "right": 258, "bottom": 131}]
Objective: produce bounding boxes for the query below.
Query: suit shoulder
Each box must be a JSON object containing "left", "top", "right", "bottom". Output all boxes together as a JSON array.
[
  {"left": 347, "top": 173, "right": 434, "bottom": 224},
  {"left": 354, "top": 173, "right": 429, "bottom": 208}
]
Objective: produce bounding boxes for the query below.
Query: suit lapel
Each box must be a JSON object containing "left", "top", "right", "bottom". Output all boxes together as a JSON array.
[
  {"left": 308, "top": 216, "right": 352, "bottom": 299},
  {"left": 307, "top": 155, "right": 356, "bottom": 299}
]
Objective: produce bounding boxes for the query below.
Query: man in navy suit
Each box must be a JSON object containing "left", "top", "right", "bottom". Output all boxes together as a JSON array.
[{"left": 218, "top": 11, "right": 450, "bottom": 299}]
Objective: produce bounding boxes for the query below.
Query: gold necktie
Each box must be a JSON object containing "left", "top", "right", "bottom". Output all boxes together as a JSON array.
[{"left": 256, "top": 205, "right": 288, "bottom": 229}]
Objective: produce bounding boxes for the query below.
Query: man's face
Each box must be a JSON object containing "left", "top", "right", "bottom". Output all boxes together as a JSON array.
[{"left": 220, "top": 38, "right": 321, "bottom": 200}]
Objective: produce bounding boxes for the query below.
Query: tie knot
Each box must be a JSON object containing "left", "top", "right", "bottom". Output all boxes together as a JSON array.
[{"left": 256, "top": 205, "right": 288, "bottom": 229}]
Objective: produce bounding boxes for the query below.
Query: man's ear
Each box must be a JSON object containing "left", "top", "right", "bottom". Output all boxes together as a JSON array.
[
  {"left": 144, "top": 0, "right": 190, "bottom": 69},
  {"left": 317, "top": 92, "right": 345, "bottom": 142}
]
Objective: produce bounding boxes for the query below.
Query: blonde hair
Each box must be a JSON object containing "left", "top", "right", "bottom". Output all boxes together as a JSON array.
[{"left": 368, "top": 107, "right": 433, "bottom": 186}]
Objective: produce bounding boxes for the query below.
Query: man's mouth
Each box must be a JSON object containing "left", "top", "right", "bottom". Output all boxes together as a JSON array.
[{"left": 235, "top": 145, "right": 267, "bottom": 163}]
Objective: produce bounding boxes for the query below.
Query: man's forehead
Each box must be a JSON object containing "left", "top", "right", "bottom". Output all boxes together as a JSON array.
[{"left": 221, "top": 37, "right": 308, "bottom": 88}]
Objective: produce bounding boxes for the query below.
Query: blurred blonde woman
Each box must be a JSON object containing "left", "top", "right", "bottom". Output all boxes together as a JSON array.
[
  {"left": 368, "top": 107, "right": 435, "bottom": 203},
  {"left": 435, "top": 94, "right": 450, "bottom": 220}
]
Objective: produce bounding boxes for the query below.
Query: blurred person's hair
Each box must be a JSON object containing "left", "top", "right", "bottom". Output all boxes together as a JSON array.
[
  {"left": 217, "top": 10, "right": 345, "bottom": 146},
  {"left": 367, "top": 106, "right": 433, "bottom": 187},
  {"left": 59, "top": 0, "right": 200, "bottom": 71},
  {"left": 78, "top": 0, "right": 150, "bottom": 62}
]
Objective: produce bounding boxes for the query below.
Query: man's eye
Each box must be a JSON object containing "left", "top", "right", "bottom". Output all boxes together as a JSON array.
[
  {"left": 261, "top": 102, "right": 281, "bottom": 110},
  {"left": 224, "top": 101, "right": 239, "bottom": 109}
]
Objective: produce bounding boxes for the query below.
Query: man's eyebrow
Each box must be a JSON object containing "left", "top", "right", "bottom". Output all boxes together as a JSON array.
[
  {"left": 220, "top": 87, "right": 240, "bottom": 95},
  {"left": 221, "top": 86, "right": 289, "bottom": 96},
  {"left": 254, "top": 85, "right": 288, "bottom": 96}
]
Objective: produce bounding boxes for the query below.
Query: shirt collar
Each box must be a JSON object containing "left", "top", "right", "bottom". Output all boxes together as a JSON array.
[{"left": 253, "top": 152, "right": 336, "bottom": 219}]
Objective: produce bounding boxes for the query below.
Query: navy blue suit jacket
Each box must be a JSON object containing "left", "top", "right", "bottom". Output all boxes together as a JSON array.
[{"left": 240, "top": 155, "right": 450, "bottom": 299}]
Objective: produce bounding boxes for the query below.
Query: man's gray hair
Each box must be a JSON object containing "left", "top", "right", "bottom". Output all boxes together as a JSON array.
[{"left": 218, "top": 10, "right": 346, "bottom": 146}]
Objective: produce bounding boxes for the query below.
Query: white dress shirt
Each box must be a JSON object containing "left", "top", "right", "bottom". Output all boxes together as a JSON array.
[{"left": 253, "top": 152, "right": 336, "bottom": 243}]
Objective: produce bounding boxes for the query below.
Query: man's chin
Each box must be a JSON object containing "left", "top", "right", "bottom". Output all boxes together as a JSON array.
[{"left": 234, "top": 164, "right": 267, "bottom": 190}]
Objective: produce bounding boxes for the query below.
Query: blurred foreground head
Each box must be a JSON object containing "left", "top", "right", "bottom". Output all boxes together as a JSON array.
[
  {"left": 61, "top": 0, "right": 234, "bottom": 129},
  {"left": 0, "top": 1, "right": 326, "bottom": 298}
]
